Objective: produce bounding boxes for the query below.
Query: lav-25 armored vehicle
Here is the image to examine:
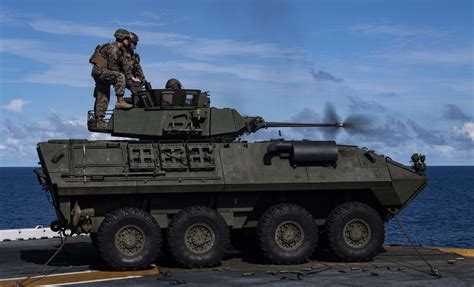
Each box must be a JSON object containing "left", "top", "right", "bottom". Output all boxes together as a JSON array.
[{"left": 35, "top": 84, "right": 427, "bottom": 270}]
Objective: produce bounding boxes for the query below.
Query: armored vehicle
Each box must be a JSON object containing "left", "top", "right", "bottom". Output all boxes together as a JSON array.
[{"left": 35, "top": 85, "right": 427, "bottom": 270}]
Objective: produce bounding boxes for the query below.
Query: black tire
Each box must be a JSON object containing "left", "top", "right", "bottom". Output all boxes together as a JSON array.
[
  {"left": 325, "top": 202, "right": 384, "bottom": 262},
  {"left": 96, "top": 207, "right": 162, "bottom": 270},
  {"left": 257, "top": 203, "right": 318, "bottom": 264},
  {"left": 167, "top": 206, "right": 230, "bottom": 268}
]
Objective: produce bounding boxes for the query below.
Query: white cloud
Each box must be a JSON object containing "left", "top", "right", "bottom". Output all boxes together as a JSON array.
[
  {"left": 2, "top": 19, "right": 310, "bottom": 89},
  {"left": 144, "top": 61, "right": 313, "bottom": 84},
  {"left": 0, "top": 39, "right": 86, "bottom": 64},
  {"left": 376, "top": 49, "right": 473, "bottom": 65},
  {"left": 25, "top": 63, "right": 92, "bottom": 87},
  {"left": 1, "top": 37, "right": 312, "bottom": 87},
  {"left": 351, "top": 23, "right": 472, "bottom": 66},
  {"left": 0, "top": 41, "right": 312, "bottom": 90},
  {"left": 0, "top": 111, "right": 137, "bottom": 165},
  {"left": 454, "top": 122, "right": 474, "bottom": 141},
  {"left": 30, "top": 19, "right": 111, "bottom": 38},
  {"left": 141, "top": 12, "right": 161, "bottom": 21},
  {"left": 351, "top": 23, "right": 439, "bottom": 38},
  {"left": 0, "top": 39, "right": 39, "bottom": 53},
  {"left": 28, "top": 19, "right": 307, "bottom": 60},
  {"left": 1, "top": 99, "right": 30, "bottom": 112},
  {"left": 112, "top": 20, "right": 165, "bottom": 28},
  {"left": 0, "top": 38, "right": 91, "bottom": 87},
  {"left": 183, "top": 38, "right": 308, "bottom": 60},
  {"left": 433, "top": 145, "right": 454, "bottom": 156},
  {"left": 0, "top": 9, "right": 29, "bottom": 27},
  {"left": 6, "top": 137, "right": 19, "bottom": 145},
  {"left": 28, "top": 19, "right": 191, "bottom": 48}
]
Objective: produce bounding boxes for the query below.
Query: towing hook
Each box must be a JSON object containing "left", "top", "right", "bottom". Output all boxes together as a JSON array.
[{"left": 50, "top": 220, "right": 62, "bottom": 232}]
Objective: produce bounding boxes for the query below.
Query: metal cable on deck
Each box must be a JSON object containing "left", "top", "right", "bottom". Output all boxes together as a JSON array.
[
  {"left": 13, "top": 234, "right": 69, "bottom": 287},
  {"left": 393, "top": 215, "right": 441, "bottom": 278}
]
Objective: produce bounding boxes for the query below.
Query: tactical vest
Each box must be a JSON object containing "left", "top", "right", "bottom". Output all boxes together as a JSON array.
[{"left": 89, "top": 44, "right": 109, "bottom": 69}]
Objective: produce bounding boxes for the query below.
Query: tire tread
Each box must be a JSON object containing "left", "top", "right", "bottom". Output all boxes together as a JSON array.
[
  {"left": 257, "top": 203, "right": 318, "bottom": 264},
  {"left": 96, "top": 207, "right": 162, "bottom": 270},
  {"left": 167, "top": 206, "right": 230, "bottom": 268},
  {"left": 326, "top": 202, "right": 384, "bottom": 262}
]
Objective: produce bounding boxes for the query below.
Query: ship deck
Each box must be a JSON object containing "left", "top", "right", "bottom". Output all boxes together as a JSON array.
[{"left": 0, "top": 237, "right": 473, "bottom": 286}]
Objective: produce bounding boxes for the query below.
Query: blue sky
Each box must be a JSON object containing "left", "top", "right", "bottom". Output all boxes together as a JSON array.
[{"left": 0, "top": 0, "right": 472, "bottom": 166}]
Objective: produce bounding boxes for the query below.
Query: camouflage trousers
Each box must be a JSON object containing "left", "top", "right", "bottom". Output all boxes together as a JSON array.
[{"left": 92, "top": 66, "right": 126, "bottom": 119}]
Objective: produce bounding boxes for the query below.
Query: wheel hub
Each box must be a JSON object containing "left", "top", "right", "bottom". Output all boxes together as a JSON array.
[
  {"left": 343, "top": 219, "right": 371, "bottom": 248},
  {"left": 192, "top": 233, "right": 206, "bottom": 246},
  {"left": 185, "top": 223, "right": 215, "bottom": 254},
  {"left": 115, "top": 225, "right": 145, "bottom": 256},
  {"left": 275, "top": 221, "right": 304, "bottom": 251},
  {"left": 124, "top": 235, "right": 137, "bottom": 248}
]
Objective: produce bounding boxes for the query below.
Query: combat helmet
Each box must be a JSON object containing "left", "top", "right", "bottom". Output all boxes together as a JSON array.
[
  {"left": 165, "top": 78, "right": 182, "bottom": 89},
  {"left": 130, "top": 32, "right": 139, "bottom": 43},
  {"left": 114, "top": 28, "right": 131, "bottom": 40}
]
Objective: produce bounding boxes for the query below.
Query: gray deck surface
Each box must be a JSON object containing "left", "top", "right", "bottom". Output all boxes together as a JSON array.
[{"left": 0, "top": 237, "right": 472, "bottom": 286}]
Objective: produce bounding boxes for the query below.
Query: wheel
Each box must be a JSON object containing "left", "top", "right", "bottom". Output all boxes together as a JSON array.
[
  {"left": 257, "top": 203, "right": 318, "bottom": 264},
  {"left": 90, "top": 233, "right": 98, "bottom": 249},
  {"left": 96, "top": 207, "right": 162, "bottom": 270},
  {"left": 167, "top": 206, "right": 230, "bottom": 268},
  {"left": 325, "top": 202, "right": 384, "bottom": 262}
]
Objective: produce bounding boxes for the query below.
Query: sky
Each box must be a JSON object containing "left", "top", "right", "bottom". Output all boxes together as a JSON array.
[{"left": 0, "top": 0, "right": 472, "bottom": 166}]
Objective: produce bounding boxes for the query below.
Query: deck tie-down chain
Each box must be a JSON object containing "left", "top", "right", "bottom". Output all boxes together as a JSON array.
[
  {"left": 393, "top": 214, "right": 441, "bottom": 278},
  {"left": 156, "top": 271, "right": 187, "bottom": 285},
  {"left": 14, "top": 234, "right": 69, "bottom": 287},
  {"left": 278, "top": 266, "right": 333, "bottom": 281}
]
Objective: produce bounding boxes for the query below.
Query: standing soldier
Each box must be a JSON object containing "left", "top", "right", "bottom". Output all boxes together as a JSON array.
[
  {"left": 89, "top": 28, "right": 133, "bottom": 128},
  {"left": 122, "top": 32, "right": 145, "bottom": 92}
]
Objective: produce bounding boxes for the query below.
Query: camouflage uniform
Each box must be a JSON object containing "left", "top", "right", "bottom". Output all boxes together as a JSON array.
[
  {"left": 121, "top": 47, "right": 145, "bottom": 89},
  {"left": 91, "top": 42, "right": 126, "bottom": 119}
]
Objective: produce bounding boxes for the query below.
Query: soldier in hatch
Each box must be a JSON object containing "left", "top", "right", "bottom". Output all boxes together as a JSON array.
[
  {"left": 165, "top": 78, "right": 182, "bottom": 89},
  {"left": 89, "top": 28, "right": 133, "bottom": 127}
]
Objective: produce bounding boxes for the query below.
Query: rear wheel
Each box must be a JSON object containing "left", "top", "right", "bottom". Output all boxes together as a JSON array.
[
  {"left": 96, "top": 207, "right": 162, "bottom": 270},
  {"left": 167, "top": 206, "right": 230, "bottom": 268},
  {"left": 257, "top": 203, "right": 318, "bottom": 264},
  {"left": 325, "top": 202, "right": 384, "bottom": 261}
]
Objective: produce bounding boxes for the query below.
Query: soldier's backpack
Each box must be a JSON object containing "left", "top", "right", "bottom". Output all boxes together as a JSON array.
[{"left": 89, "top": 44, "right": 109, "bottom": 69}]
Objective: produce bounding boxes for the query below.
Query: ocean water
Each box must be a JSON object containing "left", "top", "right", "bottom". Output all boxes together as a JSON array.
[{"left": 0, "top": 166, "right": 472, "bottom": 248}]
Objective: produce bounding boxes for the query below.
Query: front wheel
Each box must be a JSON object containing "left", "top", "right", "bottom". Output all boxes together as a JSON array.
[
  {"left": 325, "top": 202, "right": 384, "bottom": 261},
  {"left": 96, "top": 207, "right": 162, "bottom": 270}
]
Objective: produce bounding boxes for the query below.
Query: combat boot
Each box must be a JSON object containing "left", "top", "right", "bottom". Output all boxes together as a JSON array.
[{"left": 115, "top": 96, "right": 133, "bottom": 109}]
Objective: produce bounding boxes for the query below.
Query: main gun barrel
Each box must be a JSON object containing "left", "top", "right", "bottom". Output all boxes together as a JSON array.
[{"left": 265, "top": 122, "right": 344, "bottom": 128}]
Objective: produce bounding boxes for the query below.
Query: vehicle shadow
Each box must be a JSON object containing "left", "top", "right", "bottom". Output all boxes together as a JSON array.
[
  {"left": 20, "top": 239, "right": 381, "bottom": 270},
  {"left": 20, "top": 241, "right": 107, "bottom": 270}
]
